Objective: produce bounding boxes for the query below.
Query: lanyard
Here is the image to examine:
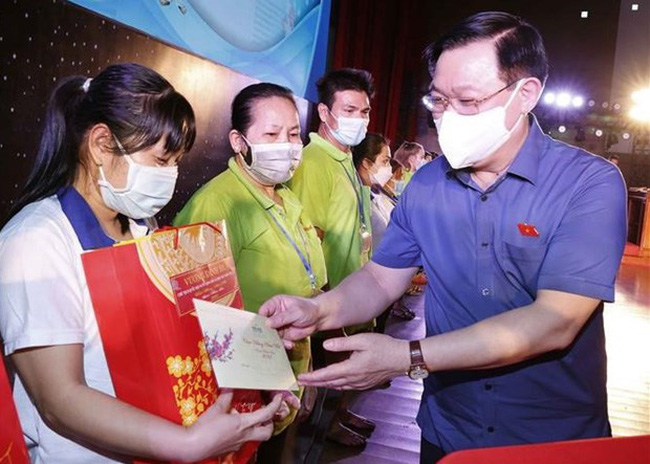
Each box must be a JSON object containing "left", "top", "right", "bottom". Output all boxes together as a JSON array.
[
  {"left": 267, "top": 209, "right": 318, "bottom": 291},
  {"left": 342, "top": 163, "right": 368, "bottom": 230}
]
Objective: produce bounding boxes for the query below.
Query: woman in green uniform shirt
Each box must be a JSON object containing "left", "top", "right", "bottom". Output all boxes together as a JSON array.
[{"left": 173, "top": 83, "right": 327, "bottom": 436}]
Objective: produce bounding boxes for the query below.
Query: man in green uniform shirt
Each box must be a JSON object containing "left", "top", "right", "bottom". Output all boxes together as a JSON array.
[
  {"left": 289, "top": 68, "right": 374, "bottom": 288},
  {"left": 288, "top": 68, "right": 377, "bottom": 446}
]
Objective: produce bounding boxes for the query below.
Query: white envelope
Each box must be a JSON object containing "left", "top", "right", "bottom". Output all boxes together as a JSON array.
[{"left": 193, "top": 299, "right": 298, "bottom": 391}]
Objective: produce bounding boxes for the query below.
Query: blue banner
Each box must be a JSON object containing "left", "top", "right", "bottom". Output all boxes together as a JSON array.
[{"left": 68, "top": 0, "right": 331, "bottom": 101}]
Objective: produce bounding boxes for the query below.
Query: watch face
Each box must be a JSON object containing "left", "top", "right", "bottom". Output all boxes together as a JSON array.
[{"left": 409, "top": 366, "right": 429, "bottom": 380}]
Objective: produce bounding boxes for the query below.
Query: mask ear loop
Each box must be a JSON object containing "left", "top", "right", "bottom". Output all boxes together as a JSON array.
[
  {"left": 237, "top": 133, "right": 254, "bottom": 166},
  {"left": 323, "top": 108, "right": 340, "bottom": 138},
  {"left": 98, "top": 133, "right": 133, "bottom": 186},
  {"left": 504, "top": 80, "right": 528, "bottom": 133}
]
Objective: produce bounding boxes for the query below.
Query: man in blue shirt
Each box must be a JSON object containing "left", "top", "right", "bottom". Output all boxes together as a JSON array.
[{"left": 260, "top": 11, "right": 627, "bottom": 463}]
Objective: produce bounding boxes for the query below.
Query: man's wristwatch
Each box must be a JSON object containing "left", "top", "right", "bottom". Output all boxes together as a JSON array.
[{"left": 407, "top": 340, "right": 429, "bottom": 380}]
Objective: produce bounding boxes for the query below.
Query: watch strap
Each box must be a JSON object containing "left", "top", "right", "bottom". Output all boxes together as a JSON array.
[{"left": 409, "top": 340, "right": 425, "bottom": 367}]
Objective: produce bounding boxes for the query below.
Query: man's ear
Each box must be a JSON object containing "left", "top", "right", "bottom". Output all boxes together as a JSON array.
[
  {"left": 86, "top": 123, "right": 115, "bottom": 166},
  {"left": 317, "top": 103, "right": 330, "bottom": 124},
  {"left": 520, "top": 78, "right": 543, "bottom": 113}
]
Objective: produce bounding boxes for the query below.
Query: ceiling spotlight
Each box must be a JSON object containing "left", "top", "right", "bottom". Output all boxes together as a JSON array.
[
  {"left": 595, "top": 129, "right": 603, "bottom": 137},
  {"left": 613, "top": 103, "right": 621, "bottom": 110},
  {"left": 622, "top": 132, "right": 631, "bottom": 140},
  {"left": 588, "top": 99, "right": 596, "bottom": 107},
  {"left": 544, "top": 92, "right": 556, "bottom": 105},
  {"left": 581, "top": 10, "right": 589, "bottom": 18},
  {"left": 556, "top": 92, "right": 571, "bottom": 107},
  {"left": 632, "top": 4, "right": 639, "bottom": 11},
  {"left": 602, "top": 101, "right": 609, "bottom": 108},
  {"left": 558, "top": 125, "right": 567, "bottom": 133},
  {"left": 572, "top": 96, "right": 584, "bottom": 107}
]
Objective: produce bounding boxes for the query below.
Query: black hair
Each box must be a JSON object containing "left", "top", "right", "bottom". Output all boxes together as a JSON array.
[
  {"left": 231, "top": 82, "right": 297, "bottom": 135},
  {"left": 352, "top": 133, "right": 389, "bottom": 169},
  {"left": 316, "top": 68, "right": 375, "bottom": 108},
  {"left": 423, "top": 11, "right": 549, "bottom": 85},
  {"left": 9, "top": 63, "right": 196, "bottom": 221}
]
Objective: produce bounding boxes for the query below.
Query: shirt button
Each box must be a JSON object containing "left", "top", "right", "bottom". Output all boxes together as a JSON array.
[
  {"left": 481, "top": 288, "right": 491, "bottom": 296},
  {"left": 484, "top": 383, "right": 493, "bottom": 391},
  {"left": 480, "top": 194, "right": 488, "bottom": 202},
  {"left": 487, "top": 426, "right": 495, "bottom": 433}
]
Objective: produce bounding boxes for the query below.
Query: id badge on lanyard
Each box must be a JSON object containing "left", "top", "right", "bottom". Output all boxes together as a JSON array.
[
  {"left": 360, "top": 224, "right": 372, "bottom": 254},
  {"left": 342, "top": 164, "right": 372, "bottom": 256}
]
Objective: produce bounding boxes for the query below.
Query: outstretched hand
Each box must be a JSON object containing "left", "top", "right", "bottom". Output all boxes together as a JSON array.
[
  {"left": 297, "top": 333, "right": 411, "bottom": 390},
  {"left": 259, "top": 295, "right": 321, "bottom": 349}
]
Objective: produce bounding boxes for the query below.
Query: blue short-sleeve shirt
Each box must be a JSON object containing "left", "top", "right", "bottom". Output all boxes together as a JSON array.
[{"left": 372, "top": 116, "right": 627, "bottom": 452}]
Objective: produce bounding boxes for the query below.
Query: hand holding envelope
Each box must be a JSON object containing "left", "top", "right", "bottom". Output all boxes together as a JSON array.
[{"left": 194, "top": 299, "right": 299, "bottom": 392}]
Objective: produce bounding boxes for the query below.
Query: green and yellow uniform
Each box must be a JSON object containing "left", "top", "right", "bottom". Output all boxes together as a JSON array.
[
  {"left": 288, "top": 133, "right": 372, "bottom": 289},
  {"left": 174, "top": 157, "right": 327, "bottom": 432}
]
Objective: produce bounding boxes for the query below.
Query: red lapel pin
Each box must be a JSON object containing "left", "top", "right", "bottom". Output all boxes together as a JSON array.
[{"left": 517, "top": 222, "right": 540, "bottom": 237}]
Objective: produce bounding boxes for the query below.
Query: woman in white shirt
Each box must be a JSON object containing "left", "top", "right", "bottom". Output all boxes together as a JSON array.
[
  {"left": 0, "top": 63, "right": 284, "bottom": 463},
  {"left": 353, "top": 134, "right": 418, "bottom": 321},
  {"left": 351, "top": 133, "right": 397, "bottom": 248}
]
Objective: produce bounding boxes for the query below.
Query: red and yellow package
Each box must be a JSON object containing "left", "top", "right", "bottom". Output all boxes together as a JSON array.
[
  {"left": 82, "top": 222, "right": 262, "bottom": 464},
  {"left": 0, "top": 357, "right": 29, "bottom": 464}
]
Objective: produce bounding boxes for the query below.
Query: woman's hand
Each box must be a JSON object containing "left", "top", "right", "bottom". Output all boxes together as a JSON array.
[
  {"left": 264, "top": 390, "right": 301, "bottom": 422},
  {"left": 188, "top": 391, "right": 283, "bottom": 461}
]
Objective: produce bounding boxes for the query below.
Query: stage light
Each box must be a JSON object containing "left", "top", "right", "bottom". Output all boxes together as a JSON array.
[
  {"left": 556, "top": 92, "right": 571, "bottom": 107},
  {"left": 543, "top": 92, "right": 556, "bottom": 104},
  {"left": 622, "top": 132, "right": 631, "bottom": 140},
  {"left": 558, "top": 125, "right": 567, "bottom": 133},
  {"left": 581, "top": 10, "right": 589, "bottom": 18},
  {"left": 630, "top": 87, "right": 650, "bottom": 122},
  {"left": 630, "top": 106, "right": 650, "bottom": 122},
  {"left": 631, "top": 88, "right": 650, "bottom": 104},
  {"left": 632, "top": 4, "right": 639, "bottom": 11},
  {"left": 572, "top": 96, "right": 584, "bottom": 107},
  {"left": 595, "top": 129, "right": 603, "bottom": 137},
  {"left": 602, "top": 101, "right": 609, "bottom": 108},
  {"left": 588, "top": 99, "right": 596, "bottom": 107}
]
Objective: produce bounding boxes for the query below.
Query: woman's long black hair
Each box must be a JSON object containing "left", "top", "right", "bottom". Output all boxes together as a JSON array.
[{"left": 7, "top": 62, "right": 196, "bottom": 223}]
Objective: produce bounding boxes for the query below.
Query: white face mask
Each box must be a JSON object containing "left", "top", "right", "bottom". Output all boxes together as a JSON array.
[
  {"left": 434, "top": 80, "right": 525, "bottom": 169},
  {"left": 371, "top": 164, "right": 393, "bottom": 187},
  {"left": 98, "top": 155, "right": 178, "bottom": 219},
  {"left": 326, "top": 110, "right": 369, "bottom": 147},
  {"left": 240, "top": 135, "right": 303, "bottom": 186}
]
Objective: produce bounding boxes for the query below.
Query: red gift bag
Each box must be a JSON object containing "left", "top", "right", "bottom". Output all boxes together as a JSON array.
[
  {"left": 0, "top": 357, "right": 29, "bottom": 464},
  {"left": 82, "top": 222, "right": 263, "bottom": 464}
]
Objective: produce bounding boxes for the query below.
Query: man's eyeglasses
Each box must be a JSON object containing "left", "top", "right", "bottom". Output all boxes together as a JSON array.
[{"left": 422, "top": 81, "right": 518, "bottom": 116}]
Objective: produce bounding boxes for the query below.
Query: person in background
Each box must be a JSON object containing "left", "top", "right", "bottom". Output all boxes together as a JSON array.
[
  {"left": 385, "top": 157, "right": 406, "bottom": 197},
  {"left": 608, "top": 154, "right": 620, "bottom": 166},
  {"left": 261, "top": 11, "right": 626, "bottom": 463},
  {"left": 353, "top": 133, "right": 417, "bottom": 322},
  {"left": 393, "top": 141, "right": 426, "bottom": 188},
  {"left": 0, "top": 63, "right": 285, "bottom": 464},
  {"left": 288, "top": 68, "right": 376, "bottom": 446},
  {"left": 352, "top": 133, "right": 394, "bottom": 247},
  {"left": 173, "top": 83, "right": 322, "bottom": 455}
]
